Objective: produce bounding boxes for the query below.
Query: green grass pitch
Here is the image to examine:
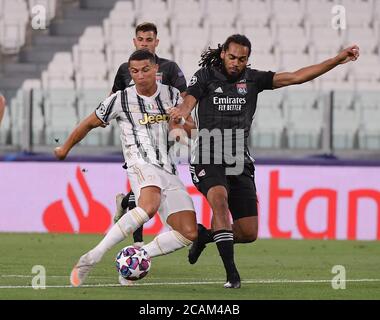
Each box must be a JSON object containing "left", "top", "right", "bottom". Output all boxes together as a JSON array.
[{"left": 0, "top": 233, "right": 379, "bottom": 300}]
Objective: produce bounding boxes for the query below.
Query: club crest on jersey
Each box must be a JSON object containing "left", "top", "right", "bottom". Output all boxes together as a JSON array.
[
  {"left": 236, "top": 82, "right": 247, "bottom": 95},
  {"left": 156, "top": 72, "right": 163, "bottom": 83},
  {"left": 198, "top": 169, "right": 206, "bottom": 177}
]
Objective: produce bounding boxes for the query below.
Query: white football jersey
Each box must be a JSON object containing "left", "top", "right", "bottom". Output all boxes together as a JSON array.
[{"left": 95, "top": 82, "right": 182, "bottom": 174}]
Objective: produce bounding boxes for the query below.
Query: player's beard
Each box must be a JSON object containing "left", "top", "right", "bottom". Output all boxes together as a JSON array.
[{"left": 221, "top": 64, "right": 245, "bottom": 82}]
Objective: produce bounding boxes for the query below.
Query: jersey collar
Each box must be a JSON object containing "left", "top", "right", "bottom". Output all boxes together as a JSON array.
[{"left": 133, "top": 82, "right": 161, "bottom": 100}]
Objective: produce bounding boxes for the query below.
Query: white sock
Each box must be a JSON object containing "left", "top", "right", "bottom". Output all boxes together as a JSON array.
[
  {"left": 88, "top": 207, "right": 149, "bottom": 263},
  {"left": 142, "top": 230, "right": 192, "bottom": 258}
]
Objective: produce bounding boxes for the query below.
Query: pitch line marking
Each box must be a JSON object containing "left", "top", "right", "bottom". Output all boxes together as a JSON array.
[{"left": 1, "top": 278, "right": 380, "bottom": 289}]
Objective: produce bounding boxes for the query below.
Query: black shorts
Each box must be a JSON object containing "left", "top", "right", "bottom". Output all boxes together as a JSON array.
[{"left": 189, "top": 162, "right": 258, "bottom": 220}]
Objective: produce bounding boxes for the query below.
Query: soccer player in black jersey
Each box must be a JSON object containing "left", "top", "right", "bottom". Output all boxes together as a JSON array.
[
  {"left": 111, "top": 22, "right": 187, "bottom": 95},
  {"left": 112, "top": 22, "right": 188, "bottom": 248},
  {"left": 170, "top": 34, "right": 359, "bottom": 288}
]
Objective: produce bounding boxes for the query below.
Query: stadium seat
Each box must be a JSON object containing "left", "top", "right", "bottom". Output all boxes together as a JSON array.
[
  {"left": 42, "top": 52, "right": 74, "bottom": 88},
  {"left": 174, "top": 26, "right": 209, "bottom": 57},
  {"left": 344, "top": 26, "right": 377, "bottom": 54},
  {"left": 103, "top": 12, "right": 135, "bottom": 43},
  {"left": 0, "top": 100, "right": 10, "bottom": 145},
  {"left": 305, "top": 0, "right": 341, "bottom": 28},
  {"left": 73, "top": 46, "right": 107, "bottom": 79},
  {"left": 9, "top": 79, "right": 44, "bottom": 145},
  {"left": 77, "top": 26, "right": 105, "bottom": 52},
  {"left": 279, "top": 53, "right": 312, "bottom": 73},
  {"left": 208, "top": 25, "right": 236, "bottom": 48},
  {"left": 175, "top": 50, "right": 201, "bottom": 81},
  {"left": 135, "top": 0, "right": 169, "bottom": 28},
  {"left": 236, "top": 0, "right": 271, "bottom": 28},
  {"left": 252, "top": 89, "right": 286, "bottom": 148},
  {"left": 357, "top": 90, "right": 380, "bottom": 149},
  {"left": 77, "top": 88, "right": 112, "bottom": 146},
  {"left": 0, "top": 0, "right": 29, "bottom": 55},
  {"left": 331, "top": 88, "right": 359, "bottom": 149},
  {"left": 241, "top": 26, "right": 274, "bottom": 54},
  {"left": 272, "top": 0, "right": 305, "bottom": 27},
  {"left": 275, "top": 26, "right": 309, "bottom": 54},
  {"left": 203, "top": 0, "right": 237, "bottom": 27},
  {"left": 349, "top": 53, "right": 380, "bottom": 82},
  {"left": 340, "top": 0, "right": 374, "bottom": 27},
  {"left": 308, "top": 26, "right": 343, "bottom": 56},
  {"left": 250, "top": 53, "right": 278, "bottom": 71},
  {"left": 0, "top": 19, "right": 27, "bottom": 54},
  {"left": 283, "top": 87, "right": 322, "bottom": 149},
  {"left": 155, "top": 26, "right": 171, "bottom": 55},
  {"left": 169, "top": 0, "right": 203, "bottom": 32}
]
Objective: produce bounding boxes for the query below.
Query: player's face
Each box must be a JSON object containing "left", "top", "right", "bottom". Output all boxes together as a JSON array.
[
  {"left": 220, "top": 42, "right": 249, "bottom": 76},
  {"left": 133, "top": 31, "right": 159, "bottom": 54},
  {"left": 129, "top": 59, "right": 158, "bottom": 89}
]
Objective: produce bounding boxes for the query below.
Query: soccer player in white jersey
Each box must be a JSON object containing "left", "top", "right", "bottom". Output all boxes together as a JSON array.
[{"left": 54, "top": 49, "right": 197, "bottom": 287}]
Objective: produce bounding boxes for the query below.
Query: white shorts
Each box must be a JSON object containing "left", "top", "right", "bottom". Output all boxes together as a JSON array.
[{"left": 126, "top": 163, "right": 195, "bottom": 223}]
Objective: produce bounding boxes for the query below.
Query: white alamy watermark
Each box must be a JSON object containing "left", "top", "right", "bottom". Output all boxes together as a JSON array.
[
  {"left": 331, "top": 5, "right": 347, "bottom": 30},
  {"left": 31, "top": 5, "right": 47, "bottom": 30},
  {"left": 31, "top": 265, "right": 46, "bottom": 289},
  {"left": 331, "top": 265, "right": 346, "bottom": 290}
]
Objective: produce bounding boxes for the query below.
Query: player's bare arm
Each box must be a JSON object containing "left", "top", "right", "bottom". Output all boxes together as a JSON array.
[
  {"left": 54, "top": 112, "right": 104, "bottom": 160},
  {"left": 168, "top": 94, "right": 198, "bottom": 122},
  {"left": 273, "top": 45, "right": 360, "bottom": 89},
  {"left": 0, "top": 95, "right": 6, "bottom": 125}
]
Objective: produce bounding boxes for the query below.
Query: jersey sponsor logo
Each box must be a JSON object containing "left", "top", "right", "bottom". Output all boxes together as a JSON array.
[
  {"left": 236, "top": 82, "right": 247, "bottom": 95},
  {"left": 213, "top": 96, "right": 246, "bottom": 111},
  {"left": 139, "top": 113, "right": 170, "bottom": 125},
  {"left": 189, "top": 75, "right": 198, "bottom": 86},
  {"left": 214, "top": 87, "right": 223, "bottom": 93}
]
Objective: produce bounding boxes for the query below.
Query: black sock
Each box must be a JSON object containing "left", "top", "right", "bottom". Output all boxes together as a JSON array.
[
  {"left": 198, "top": 224, "right": 213, "bottom": 244},
  {"left": 212, "top": 230, "right": 240, "bottom": 281},
  {"left": 133, "top": 226, "right": 144, "bottom": 243},
  {"left": 121, "top": 194, "right": 130, "bottom": 210}
]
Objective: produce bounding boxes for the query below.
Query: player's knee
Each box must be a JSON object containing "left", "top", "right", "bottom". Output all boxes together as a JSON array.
[
  {"left": 240, "top": 231, "right": 258, "bottom": 243},
  {"left": 209, "top": 194, "right": 229, "bottom": 214},
  {"left": 138, "top": 203, "right": 159, "bottom": 217},
  {"left": 175, "top": 226, "right": 198, "bottom": 242},
  {"left": 183, "top": 228, "right": 198, "bottom": 242}
]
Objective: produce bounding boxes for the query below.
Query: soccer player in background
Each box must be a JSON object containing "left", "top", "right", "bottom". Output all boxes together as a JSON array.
[
  {"left": 0, "top": 94, "right": 6, "bottom": 126},
  {"left": 170, "top": 34, "right": 360, "bottom": 288},
  {"left": 111, "top": 22, "right": 188, "bottom": 248},
  {"left": 54, "top": 50, "right": 197, "bottom": 287}
]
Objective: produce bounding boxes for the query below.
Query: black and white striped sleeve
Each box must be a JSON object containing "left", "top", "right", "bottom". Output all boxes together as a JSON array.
[{"left": 95, "top": 91, "right": 122, "bottom": 124}]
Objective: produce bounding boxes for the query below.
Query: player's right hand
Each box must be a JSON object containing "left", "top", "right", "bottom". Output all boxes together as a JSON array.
[
  {"left": 168, "top": 107, "right": 187, "bottom": 123},
  {"left": 54, "top": 147, "right": 67, "bottom": 160}
]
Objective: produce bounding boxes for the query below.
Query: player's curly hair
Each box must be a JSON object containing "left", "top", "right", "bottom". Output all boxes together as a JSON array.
[{"left": 199, "top": 34, "right": 252, "bottom": 69}]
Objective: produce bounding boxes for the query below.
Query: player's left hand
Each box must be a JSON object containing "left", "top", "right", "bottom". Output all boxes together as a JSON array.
[
  {"left": 168, "top": 107, "right": 185, "bottom": 124},
  {"left": 336, "top": 45, "right": 360, "bottom": 64},
  {"left": 54, "top": 147, "right": 67, "bottom": 160}
]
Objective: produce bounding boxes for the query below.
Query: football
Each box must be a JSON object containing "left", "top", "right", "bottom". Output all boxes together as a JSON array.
[{"left": 115, "top": 246, "right": 151, "bottom": 281}]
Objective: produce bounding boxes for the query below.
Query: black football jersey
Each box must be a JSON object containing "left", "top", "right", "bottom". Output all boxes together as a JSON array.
[
  {"left": 187, "top": 67, "right": 275, "bottom": 164},
  {"left": 112, "top": 55, "right": 187, "bottom": 93}
]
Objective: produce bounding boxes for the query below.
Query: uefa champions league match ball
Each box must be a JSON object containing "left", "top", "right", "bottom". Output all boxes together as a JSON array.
[{"left": 115, "top": 245, "right": 151, "bottom": 281}]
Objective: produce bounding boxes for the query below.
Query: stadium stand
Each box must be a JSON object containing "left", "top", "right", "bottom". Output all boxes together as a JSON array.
[{"left": 0, "top": 0, "right": 379, "bottom": 156}]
